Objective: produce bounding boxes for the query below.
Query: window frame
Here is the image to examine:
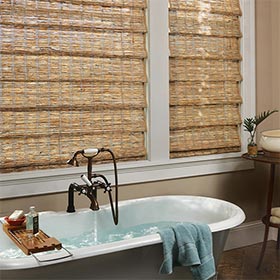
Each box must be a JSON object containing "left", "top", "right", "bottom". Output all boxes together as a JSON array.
[{"left": 0, "top": 0, "right": 255, "bottom": 199}]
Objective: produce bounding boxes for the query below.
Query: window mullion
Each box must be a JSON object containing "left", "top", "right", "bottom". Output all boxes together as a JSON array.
[
  {"left": 147, "top": 0, "right": 170, "bottom": 162},
  {"left": 240, "top": 0, "right": 256, "bottom": 152}
]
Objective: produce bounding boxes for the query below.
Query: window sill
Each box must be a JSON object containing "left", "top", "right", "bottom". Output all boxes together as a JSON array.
[{"left": 0, "top": 152, "right": 254, "bottom": 199}]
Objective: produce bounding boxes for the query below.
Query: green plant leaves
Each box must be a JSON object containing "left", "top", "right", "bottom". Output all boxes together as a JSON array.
[
  {"left": 243, "top": 117, "right": 254, "bottom": 133},
  {"left": 254, "top": 109, "right": 278, "bottom": 126},
  {"left": 243, "top": 109, "right": 279, "bottom": 144}
]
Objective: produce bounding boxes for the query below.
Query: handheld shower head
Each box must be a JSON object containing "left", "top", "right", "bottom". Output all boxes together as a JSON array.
[
  {"left": 67, "top": 148, "right": 101, "bottom": 166},
  {"left": 82, "top": 148, "right": 100, "bottom": 157}
]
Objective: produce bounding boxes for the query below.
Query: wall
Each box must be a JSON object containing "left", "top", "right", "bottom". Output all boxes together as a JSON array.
[
  {"left": 255, "top": 0, "right": 280, "bottom": 206},
  {"left": 1, "top": 0, "right": 280, "bottom": 223},
  {"left": 256, "top": 0, "right": 280, "bottom": 130}
]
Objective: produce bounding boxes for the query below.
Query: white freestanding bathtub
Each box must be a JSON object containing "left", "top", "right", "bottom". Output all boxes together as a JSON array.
[{"left": 0, "top": 195, "right": 245, "bottom": 279}]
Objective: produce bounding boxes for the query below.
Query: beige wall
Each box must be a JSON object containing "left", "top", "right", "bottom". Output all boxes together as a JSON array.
[
  {"left": 255, "top": 0, "right": 280, "bottom": 213},
  {"left": 0, "top": 167, "right": 272, "bottom": 221},
  {"left": 1, "top": 0, "right": 280, "bottom": 223},
  {"left": 256, "top": 0, "right": 280, "bottom": 130}
]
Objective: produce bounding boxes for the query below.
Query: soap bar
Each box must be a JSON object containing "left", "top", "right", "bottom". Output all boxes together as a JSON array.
[{"left": 9, "top": 210, "right": 24, "bottom": 220}]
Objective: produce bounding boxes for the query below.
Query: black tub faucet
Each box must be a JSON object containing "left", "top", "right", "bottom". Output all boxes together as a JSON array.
[{"left": 66, "top": 148, "right": 119, "bottom": 225}]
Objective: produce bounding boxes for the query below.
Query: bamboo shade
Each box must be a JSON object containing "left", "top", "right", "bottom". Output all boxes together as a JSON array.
[
  {"left": 169, "top": 0, "right": 242, "bottom": 16},
  {"left": 0, "top": 0, "right": 147, "bottom": 172},
  {"left": 169, "top": 0, "right": 242, "bottom": 158}
]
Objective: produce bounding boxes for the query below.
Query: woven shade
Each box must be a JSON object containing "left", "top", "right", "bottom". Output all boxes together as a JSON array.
[
  {"left": 1, "top": 1, "right": 146, "bottom": 32},
  {"left": 1, "top": 27, "right": 147, "bottom": 58},
  {"left": 169, "top": 10, "right": 241, "bottom": 37},
  {"left": 169, "top": 35, "right": 241, "bottom": 60},
  {"left": 1, "top": 55, "right": 146, "bottom": 82},
  {"left": 170, "top": 59, "right": 241, "bottom": 82},
  {"left": 170, "top": 126, "right": 241, "bottom": 157},
  {"left": 170, "top": 81, "right": 241, "bottom": 106},
  {"left": 0, "top": 0, "right": 147, "bottom": 172},
  {"left": 1, "top": 82, "right": 145, "bottom": 108},
  {"left": 169, "top": 0, "right": 242, "bottom": 158},
  {"left": 169, "top": 0, "right": 241, "bottom": 16},
  {"left": 2, "top": 109, "right": 145, "bottom": 135},
  {"left": 1, "top": 133, "right": 145, "bottom": 172},
  {"left": 170, "top": 105, "right": 241, "bottom": 129}
]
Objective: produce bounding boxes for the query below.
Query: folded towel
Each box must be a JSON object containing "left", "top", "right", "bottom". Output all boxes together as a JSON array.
[
  {"left": 270, "top": 215, "right": 280, "bottom": 224},
  {"left": 158, "top": 223, "right": 215, "bottom": 280},
  {"left": 271, "top": 207, "right": 280, "bottom": 218}
]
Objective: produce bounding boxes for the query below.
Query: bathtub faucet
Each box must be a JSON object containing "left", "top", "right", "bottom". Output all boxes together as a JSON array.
[
  {"left": 66, "top": 148, "right": 119, "bottom": 225},
  {"left": 67, "top": 182, "right": 100, "bottom": 212}
]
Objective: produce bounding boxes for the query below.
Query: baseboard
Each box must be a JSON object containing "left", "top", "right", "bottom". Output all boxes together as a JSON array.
[{"left": 224, "top": 220, "right": 278, "bottom": 251}]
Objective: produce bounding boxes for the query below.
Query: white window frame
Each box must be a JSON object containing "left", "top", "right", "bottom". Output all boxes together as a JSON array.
[{"left": 0, "top": 0, "right": 255, "bottom": 199}]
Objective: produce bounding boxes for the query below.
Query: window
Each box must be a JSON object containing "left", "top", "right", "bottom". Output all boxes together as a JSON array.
[
  {"left": 169, "top": 0, "right": 243, "bottom": 158},
  {"left": 0, "top": 0, "right": 255, "bottom": 198},
  {"left": 0, "top": 0, "right": 147, "bottom": 173}
]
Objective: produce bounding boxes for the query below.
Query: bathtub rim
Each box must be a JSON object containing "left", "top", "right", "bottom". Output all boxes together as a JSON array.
[{"left": 0, "top": 195, "right": 245, "bottom": 270}]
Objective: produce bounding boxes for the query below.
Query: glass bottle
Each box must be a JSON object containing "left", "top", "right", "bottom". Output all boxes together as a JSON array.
[{"left": 26, "top": 206, "right": 39, "bottom": 238}]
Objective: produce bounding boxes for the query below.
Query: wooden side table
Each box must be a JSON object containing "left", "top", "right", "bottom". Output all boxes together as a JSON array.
[{"left": 242, "top": 152, "right": 280, "bottom": 269}]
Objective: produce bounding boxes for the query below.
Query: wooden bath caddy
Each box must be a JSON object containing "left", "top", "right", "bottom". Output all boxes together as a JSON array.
[{"left": 2, "top": 223, "right": 62, "bottom": 255}]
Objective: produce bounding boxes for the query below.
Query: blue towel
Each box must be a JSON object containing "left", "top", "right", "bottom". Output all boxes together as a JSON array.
[{"left": 158, "top": 223, "right": 215, "bottom": 280}]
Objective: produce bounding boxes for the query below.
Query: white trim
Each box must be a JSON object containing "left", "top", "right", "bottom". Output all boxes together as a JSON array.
[
  {"left": 225, "top": 220, "right": 277, "bottom": 251},
  {"left": 0, "top": 154, "right": 253, "bottom": 199},
  {"left": 240, "top": 0, "right": 256, "bottom": 150},
  {"left": 0, "top": 0, "right": 256, "bottom": 199},
  {"left": 147, "top": 0, "right": 170, "bottom": 161}
]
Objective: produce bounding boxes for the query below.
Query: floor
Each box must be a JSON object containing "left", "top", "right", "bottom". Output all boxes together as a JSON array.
[{"left": 218, "top": 241, "right": 280, "bottom": 280}]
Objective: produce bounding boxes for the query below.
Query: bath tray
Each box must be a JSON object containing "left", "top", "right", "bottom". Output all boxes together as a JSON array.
[{"left": 2, "top": 223, "right": 62, "bottom": 255}]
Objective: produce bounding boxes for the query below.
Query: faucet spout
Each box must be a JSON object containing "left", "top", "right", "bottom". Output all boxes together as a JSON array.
[
  {"left": 66, "top": 183, "right": 99, "bottom": 212},
  {"left": 86, "top": 188, "right": 99, "bottom": 211},
  {"left": 89, "top": 199, "right": 99, "bottom": 211},
  {"left": 67, "top": 183, "right": 80, "bottom": 213}
]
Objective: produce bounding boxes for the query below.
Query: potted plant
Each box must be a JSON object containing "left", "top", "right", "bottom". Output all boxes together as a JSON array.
[{"left": 243, "top": 109, "right": 278, "bottom": 156}]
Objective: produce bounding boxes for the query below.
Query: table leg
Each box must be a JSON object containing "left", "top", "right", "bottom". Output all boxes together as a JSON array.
[
  {"left": 277, "top": 229, "right": 280, "bottom": 250},
  {"left": 257, "top": 164, "right": 276, "bottom": 269}
]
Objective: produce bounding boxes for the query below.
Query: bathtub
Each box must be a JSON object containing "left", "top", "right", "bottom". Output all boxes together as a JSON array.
[{"left": 0, "top": 195, "right": 245, "bottom": 279}]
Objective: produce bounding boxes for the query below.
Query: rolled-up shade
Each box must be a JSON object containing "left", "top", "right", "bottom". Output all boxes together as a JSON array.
[
  {"left": 0, "top": 0, "right": 147, "bottom": 172},
  {"left": 169, "top": 0, "right": 242, "bottom": 158}
]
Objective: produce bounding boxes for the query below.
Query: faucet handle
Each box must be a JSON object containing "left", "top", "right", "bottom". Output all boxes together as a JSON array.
[
  {"left": 81, "top": 174, "right": 92, "bottom": 186},
  {"left": 78, "top": 188, "right": 87, "bottom": 196},
  {"left": 103, "top": 183, "right": 112, "bottom": 193}
]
